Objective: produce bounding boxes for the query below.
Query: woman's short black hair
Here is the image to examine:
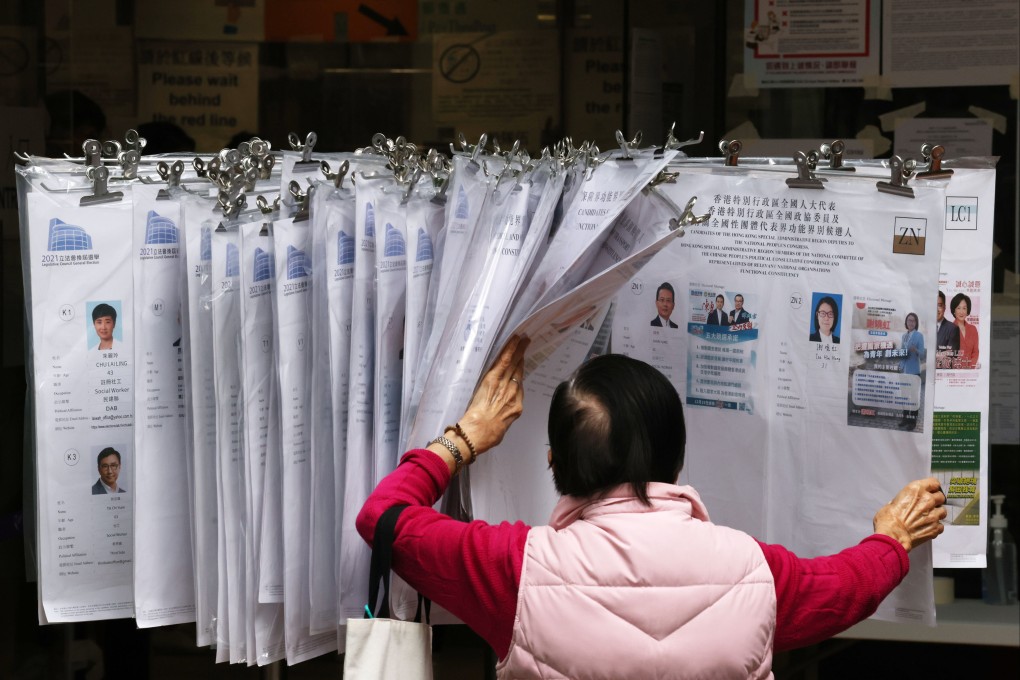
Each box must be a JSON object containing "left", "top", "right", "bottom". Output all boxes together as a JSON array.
[
  {"left": 950, "top": 292, "right": 971, "bottom": 316},
  {"left": 92, "top": 303, "right": 117, "bottom": 324},
  {"left": 548, "top": 354, "right": 686, "bottom": 505}
]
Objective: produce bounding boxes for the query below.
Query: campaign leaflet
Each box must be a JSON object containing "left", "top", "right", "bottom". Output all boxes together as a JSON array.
[
  {"left": 27, "top": 190, "right": 135, "bottom": 623},
  {"left": 685, "top": 287, "right": 760, "bottom": 415}
]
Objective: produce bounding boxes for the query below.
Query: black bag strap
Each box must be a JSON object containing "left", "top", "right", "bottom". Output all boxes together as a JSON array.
[
  {"left": 367, "top": 504, "right": 407, "bottom": 620},
  {"left": 413, "top": 592, "right": 432, "bottom": 625},
  {"left": 366, "top": 504, "right": 432, "bottom": 624}
]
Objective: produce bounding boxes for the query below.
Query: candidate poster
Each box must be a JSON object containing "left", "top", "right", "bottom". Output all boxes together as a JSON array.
[
  {"left": 612, "top": 170, "right": 946, "bottom": 625},
  {"left": 929, "top": 167, "right": 996, "bottom": 567},
  {"left": 210, "top": 226, "right": 247, "bottom": 662},
  {"left": 181, "top": 197, "right": 220, "bottom": 646},
  {"left": 238, "top": 221, "right": 286, "bottom": 663},
  {"left": 27, "top": 191, "right": 135, "bottom": 623},
  {"left": 131, "top": 186, "right": 195, "bottom": 627},
  {"left": 273, "top": 216, "right": 337, "bottom": 662}
]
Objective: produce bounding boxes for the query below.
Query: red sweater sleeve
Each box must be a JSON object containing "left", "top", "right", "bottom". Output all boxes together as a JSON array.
[
  {"left": 758, "top": 534, "right": 910, "bottom": 651},
  {"left": 356, "top": 449, "right": 529, "bottom": 659}
]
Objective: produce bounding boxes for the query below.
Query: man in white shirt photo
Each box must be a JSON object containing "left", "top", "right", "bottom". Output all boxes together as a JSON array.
[
  {"left": 707, "top": 294, "right": 728, "bottom": 326},
  {"left": 729, "top": 293, "right": 752, "bottom": 326}
]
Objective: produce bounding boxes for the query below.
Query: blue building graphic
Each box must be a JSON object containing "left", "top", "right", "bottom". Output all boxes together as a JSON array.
[
  {"left": 253, "top": 247, "right": 275, "bottom": 282},
  {"left": 337, "top": 230, "right": 355, "bottom": 265},
  {"left": 144, "top": 210, "right": 178, "bottom": 245},
  {"left": 225, "top": 243, "right": 240, "bottom": 277},
  {"left": 383, "top": 223, "right": 406, "bottom": 258},
  {"left": 286, "top": 245, "right": 311, "bottom": 279},
  {"left": 455, "top": 186, "right": 469, "bottom": 220},
  {"left": 47, "top": 218, "right": 92, "bottom": 251},
  {"left": 365, "top": 202, "right": 376, "bottom": 238},
  {"left": 200, "top": 227, "right": 212, "bottom": 261},
  {"left": 415, "top": 228, "right": 433, "bottom": 263}
]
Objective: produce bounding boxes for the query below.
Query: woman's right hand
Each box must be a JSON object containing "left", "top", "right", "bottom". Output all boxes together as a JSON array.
[
  {"left": 873, "top": 478, "right": 947, "bottom": 552},
  {"left": 456, "top": 336, "right": 530, "bottom": 458}
]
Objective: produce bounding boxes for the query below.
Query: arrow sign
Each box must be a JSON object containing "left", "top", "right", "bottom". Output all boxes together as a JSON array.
[
  {"left": 264, "top": 1, "right": 416, "bottom": 42},
  {"left": 358, "top": 3, "right": 408, "bottom": 36}
]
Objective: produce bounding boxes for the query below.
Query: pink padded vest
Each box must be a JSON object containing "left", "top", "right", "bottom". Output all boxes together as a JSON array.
[{"left": 496, "top": 483, "right": 776, "bottom": 679}]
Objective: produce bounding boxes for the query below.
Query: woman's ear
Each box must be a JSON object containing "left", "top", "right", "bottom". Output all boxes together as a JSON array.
[{"left": 547, "top": 448, "right": 553, "bottom": 469}]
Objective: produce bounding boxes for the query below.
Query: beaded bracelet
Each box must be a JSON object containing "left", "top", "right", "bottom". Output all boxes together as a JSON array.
[
  {"left": 430, "top": 434, "right": 466, "bottom": 474},
  {"left": 452, "top": 423, "right": 477, "bottom": 463}
]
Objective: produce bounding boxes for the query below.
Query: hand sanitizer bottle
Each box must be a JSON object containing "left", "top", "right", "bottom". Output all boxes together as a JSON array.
[{"left": 982, "top": 495, "right": 1018, "bottom": 605}]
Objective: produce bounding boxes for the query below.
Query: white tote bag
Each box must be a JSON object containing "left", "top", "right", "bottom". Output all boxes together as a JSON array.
[{"left": 344, "top": 505, "right": 433, "bottom": 679}]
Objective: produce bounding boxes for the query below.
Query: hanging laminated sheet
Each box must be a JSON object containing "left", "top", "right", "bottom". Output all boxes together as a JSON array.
[
  {"left": 422, "top": 154, "right": 492, "bottom": 345},
  {"left": 928, "top": 164, "right": 995, "bottom": 567},
  {"left": 238, "top": 220, "right": 286, "bottom": 664},
  {"left": 320, "top": 185, "right": 358, "bottom": 644},
  {"left": 245, "top": 218, "right": 285, "bottom": 612},
  {"left": 471, "top": 202, "right": 693, "bottom": 526},
  {"left": 23, "top": 176, "right": 136, "bottom": 623},
  {"left": 371, "top": 183, "right": 409, "bottom": 481},
  {"left": 180, "top": 193, "right": 219, "bottom": 645},
  {"left": 610, "top": 169, "right": 947, "bottom": 626},
  {"left": 406, "top": 178, "right": 535, "bottom": 473},
  {"left": 489, "top": 164, "right": 570, "bottom": 355},
  {"left": 272, "top": 216, "right": 338, "bottom": 662},
  {"left": 547, "top": 184, "right": 692, "bottom": 377},
  {"left": 837, "top": 160, "right": 997, "bottom": 568},
  {"left": 504, "top": 147, "right": 678, "bottom": 330},
  {"left": 210, "top": 225, "right": 249, "bottom": 663},
  {"left": 404, "top": 156, "right": 493, "bottom": 445},
  {"left": 406, "top": 162, "right": 565, "bottom": 506},
  {"left": 398, "top": 187, "right": 446, "bottom": 453},
  {"left": 308, "top": 187, "right": 338, "bottom": 636},
  {"left": 131, "top": 183, "right": 195, "bottom": 627},
  {"left": 338, "top": 174, "right": 383, "bottom": 621}
]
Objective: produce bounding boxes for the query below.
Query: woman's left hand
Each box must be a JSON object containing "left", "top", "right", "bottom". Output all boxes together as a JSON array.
[
  {"left": 457, "top": 336, "right": 530, "bottom": 458},
  {"left": 873, "top": 477, "right": 947, "bottom": 552}
]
